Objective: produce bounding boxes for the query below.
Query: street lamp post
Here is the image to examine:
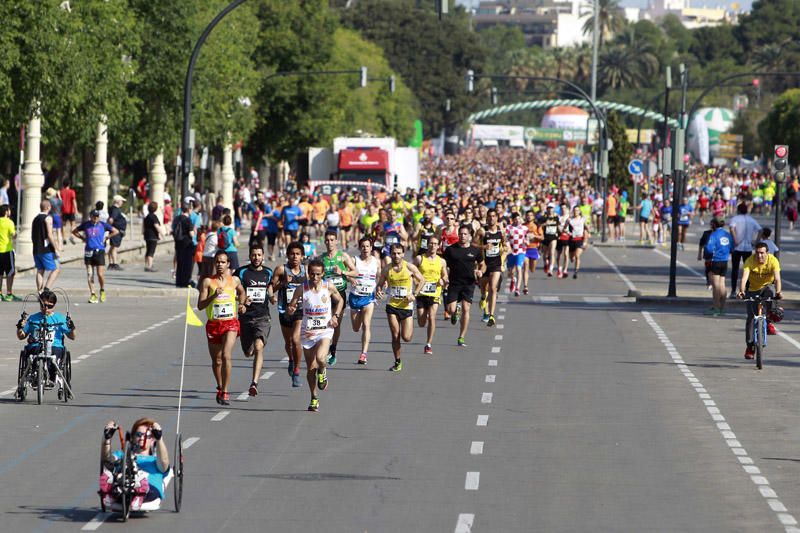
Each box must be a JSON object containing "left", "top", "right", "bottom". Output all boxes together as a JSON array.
[{"left": 667, "top": 64, "right": 688, "bottom": 298}]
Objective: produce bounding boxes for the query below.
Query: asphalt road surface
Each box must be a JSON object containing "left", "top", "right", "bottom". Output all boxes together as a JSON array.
[{"left": 2, "top": 229, "right": 800, "bottom": 532}]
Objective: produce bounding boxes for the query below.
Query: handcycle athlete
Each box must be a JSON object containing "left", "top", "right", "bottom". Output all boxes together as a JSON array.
[
  {"left": 98, "top": 417, "right": 177, "bottom": 519},
  {"left": 15, "top": 289, "right": 76, "bottom": 402}
]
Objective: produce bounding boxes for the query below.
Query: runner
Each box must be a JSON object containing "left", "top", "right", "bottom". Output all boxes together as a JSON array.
[
  {"left": 73, "top": 210, "right": 119, "bottom": 304},
  {"left": 272, "top": 242, "right": 306, "bottom": 387},
  {"left": 286, "top": 258, "right": 344, "bottom": 412},
  {"left": 376, "top": 243, "right": 425, "bottom": 371},
  {"left": 320, "top": 230, "right": 353, "bottom": 366},
  {"left": 504, "top": 212, "right": 528, "bottom": 296},
  {"left": 443, "top": 225, "right": 485, "bottom": 347},
  {"left": 378, "top": 209, "right": 408, "bottom": 263},
  {"left": 235, "top": 245, "right": 274, "bottom": 397},
  {"left": 479, "top": 209, "right": 505, "bottom": 324},
  {"left": 342, "top": 237, "right": 380, "bottom": 365},
  {"left": 415, "top": 235, "right": 448, "bottom": 353},
  {"left": 522, "top": 209, "right": 543, "bottom": 293},
  {"left": 567, "top": 205, "right": 589, "bottom": 278},
  {"left": 540, "top": 204, "right": 559, "bottom": 277},
  {"left": 198, "top": 250, "right": 247, "bottom": 406},
  {"left": 555, "top": 203, "right": 572, "bottom": 278}
]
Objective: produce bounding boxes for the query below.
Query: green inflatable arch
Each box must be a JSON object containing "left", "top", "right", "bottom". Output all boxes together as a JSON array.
[{"left": 467, "top": 99, "right": 680, "bottom": 128}]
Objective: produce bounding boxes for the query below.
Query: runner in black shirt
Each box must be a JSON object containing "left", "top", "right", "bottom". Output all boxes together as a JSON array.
[
  {"left": 443, "top": 225, "right": 485, "bottom": 347},
  {"left": 235, "top": 246, "right": 274, "bottom": 396}
]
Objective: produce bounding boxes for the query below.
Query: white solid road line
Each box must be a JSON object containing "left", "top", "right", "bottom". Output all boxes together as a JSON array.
[
  {"left": 470, "top": 441, "right": 484, "bottom": 455},
  {"left": 81, "top": 511, "right": 111, "bottom": 531},
  {"left": 465, "top": 471, "right": 480, "bottom": 490},
  {"left": 592, "top": 247, "right": 638, "bottom": 291},
  {"left": 211, "top": 410, "right": 230, "bottom": 422},
  {"left": 642, "top": 311, "right": 798, "bottom": 530},
  {"left": 652, "top": 248, "right": 705, "bottom": 278},
  {"left": 0, "top": 387, "right": 17, "bottom": 397},
  {"left": 182, "top": 437, "right": 200, "bottom": 449},
  {"left": 454, "top": 513, "right": 475, "bottom": 533}
]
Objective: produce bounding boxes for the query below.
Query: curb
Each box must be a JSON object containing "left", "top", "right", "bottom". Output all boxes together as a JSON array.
[
  {"left": 635, "top": 295, "right": 800, "bottom": 309},
  {"left": 593, "top": 242, "right": 656, "bottom": 249},
  {"left": 15, "top": 242, "right": 155, "bottom": 274}
]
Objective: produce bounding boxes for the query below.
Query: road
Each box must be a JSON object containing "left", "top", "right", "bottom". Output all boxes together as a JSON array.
[{"left": 2, "top": 228, "right": 800, "bottom": 532}]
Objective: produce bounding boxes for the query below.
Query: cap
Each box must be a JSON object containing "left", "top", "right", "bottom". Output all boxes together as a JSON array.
[
  {"left": 547, "top": 202, "right": 555, "bottom": 208},
  {"left": 90, "top": 210, "right": 100, "bottom": 217},
  {"left": 183, "top": 196, "right": 195, "bottom": 205},
  {"left": 112, "top": 194, "right": 126, "bottom": 203}
]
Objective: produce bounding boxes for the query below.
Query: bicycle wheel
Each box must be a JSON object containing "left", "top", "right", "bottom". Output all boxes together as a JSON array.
[
  {"left": 36, "top": 358, "right": 44, "bottom": 405},
  {"left": 62, "top": 352, "right": 72, "bottom": 403},
  {"left": 174, "top": 433, "right": 184, "bottom": 512},
  {"left": 121, "top": 442, "right": 132, "bottom": 522},
  {"left": 16, "top": 352, "right": 26, "bottom": 402}
]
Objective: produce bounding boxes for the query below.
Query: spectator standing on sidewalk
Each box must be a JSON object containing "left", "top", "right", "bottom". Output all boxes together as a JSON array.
[
  {"left": 32, "top": 199, "right": 61, "bottom": 292},
  {"left": 107, "top": 195, "right": 128, "bottom": 270},
  {"left": 45, "top": 188, "right": 64, "bottom": 248},
  {"left": 0, "top": 204, "right": 21, "bottom": 301},
  {"left": 174, "top": 201, "right": 196, "bottom": 288},
  {"left": 143, "top": 202, "right": 161, "bottom": 272},
  {"left": 60, "top": 178, "right": 78, "bottom": 245},
  {"left": 703, "top": 218, "right": 733, "bottom": 316},
  {"left": 728, "top": 203, "right": 760, "bottom": 298}
]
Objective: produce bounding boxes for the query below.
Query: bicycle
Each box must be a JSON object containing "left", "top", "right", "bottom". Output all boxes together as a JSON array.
[
  {"left": 743, "top": 293, "right": 778, "bottom": 370},
  {"left": 15, "top": 292, "right": 74, "bottom": 404}
]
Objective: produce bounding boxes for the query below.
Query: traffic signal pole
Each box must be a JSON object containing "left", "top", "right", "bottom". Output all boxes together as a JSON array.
[{"left": 773, "top": 145, "right": 788, "bottom": 260}]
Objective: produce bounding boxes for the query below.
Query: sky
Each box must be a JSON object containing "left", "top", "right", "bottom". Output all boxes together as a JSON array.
[{"left": 455, "top": 0, "right": 754, "bottom": 10}]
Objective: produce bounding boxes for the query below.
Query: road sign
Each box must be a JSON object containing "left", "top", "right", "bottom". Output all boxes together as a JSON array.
[{"left": 628, "top": 159, "right": 644, "bottom": 175}]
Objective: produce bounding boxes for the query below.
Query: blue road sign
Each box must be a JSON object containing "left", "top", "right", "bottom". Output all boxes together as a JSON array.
[{"left": 628, "top": 159, "right": 644, "bottom": 175}]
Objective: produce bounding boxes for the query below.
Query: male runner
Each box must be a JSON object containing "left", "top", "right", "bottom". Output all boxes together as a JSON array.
[
  {"left": 342, "top": 237, "right": 380, "bottom": 365},
  {"left": 415, "top": 235, "right": 448, "bottom": 354},
  {"left": 73, "top": 210, "right": 119, "bottom": 303},
  {"left": 198, "top": 250, "right": 247, "bottom": 405},
  {"left": 443, "top": 225, "right": 485, "bottom": 347},
  {"left": 376, "top": 244, "right": 425, "bottom": 371},
  {"left": 321, "top": 230, "right": 353, "bottom": 366},
  {"left": 505, "top": 212, "right": 528, "bottom": 297},
  {"left": 235, "top": 245, "right": 274, "bottom": 397},
  {"left": 540, "top": 204, "right": 559, "bottom": 277},
  {"left": 479, "top": 209, "right": 505, "bottom": 325},
  {"left": 272, "top": 242, "right": 306, "bottom": 387},
  {"left": 287, "top": 259, "right": 344, "bottom": 412},
  {"left": 522, "top": 209, "right": 543, "bottom": 292}
]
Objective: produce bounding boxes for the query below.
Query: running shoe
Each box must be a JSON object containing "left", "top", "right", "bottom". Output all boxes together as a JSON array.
[
  {"left": 327, "top": 354, "right": 337, "bottom": 366},
  {"left": 288, "top": 358, "right": 295, "bottom": 376},
  {"left": 457, "top": 337, "right": 468, "bottom": 347},
  {"left": 705, "top": 307, "right": 718, "bottom": 316},
  {"left": 482, "top": 312, "right": 490, "bottom": 323},
  {"left": 547, "top": 269, "right": 553, "bottom": 278},
  {"left": 452, "top": 303, "right": 461, "bottom": 325},
  {"left": 317, "top": 368, "right": 328, "bottom": 390},
  {"left": 248, "top": 381, "right": 258, "bottom": 397},
  {"left": 308, "top": 397, "right": 320, "bottom": 412},
  {"left": 523, "top": 287, "right": 529, "bottom": 295},
  {"left": 744, "top": 345, "right": 755, "bottom": 359},
  {"left": 509, "top": 279, "right": 516, "bottom": 293},
  {"left": 0, "top": 294, "right": 9, "bottom": 302},
  {"left": 88, "top": 293, "right": 98, "bottom": 304},
  {"left": 358, "top": 352, "right": 368, "bottom": 365},
  {"left": 479, "top": 297, "right": 487, "bottom": 312},
  {"left": 220, "top": 391, "right": 230, "bottom": 406},
  {"left": 215, "top": 386, "right": 222, "bottom": 404},
  {"left": 573, "top": 272, "right": 578, "bottom": 279},
  {"left": 514, "top": 289, "right": 520, "bottom": 297},
  {"left": 390, "top": 360, "right": 403, "bottom": 372},
  {"left": 767, "top": 323, "right": 776, "bottom": 335},
  {"left": 99, "top": 289, "right": 106, "bottom": 303},
  {"left": 424, "top": 344, "right": 432, "bottom": 355},
  {"left": 487, "top": 315, "right": 496, "bottom": 327},
  {"left": 291, "top": 371, "right": 302, "bottom": 387}
]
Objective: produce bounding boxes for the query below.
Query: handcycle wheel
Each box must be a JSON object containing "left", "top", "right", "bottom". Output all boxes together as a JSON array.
[
  {"left": 120, "top": 441, "right": 132, "bottom": 522},
  {"left": 16, "top": 351, "right": 26, "bottom": 402},
  {"left": 36, "top": 358, "right": 44, "bottom": 405},
  {"left": 62, "top": 351, "right": 72, "bottom": 403},
  {"left": 174, "top": 434, "right": 184, "bottom": 512}
]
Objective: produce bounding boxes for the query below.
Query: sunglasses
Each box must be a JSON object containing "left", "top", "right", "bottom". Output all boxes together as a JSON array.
[
  {"left": 41, "top": 302, "right": 55, "bottom": 309},
  {"left": 134, "top": 431, "right": 151, "bottom": 439}
]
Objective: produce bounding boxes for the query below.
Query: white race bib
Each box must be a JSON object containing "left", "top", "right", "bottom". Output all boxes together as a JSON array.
[
  {"left": 212, "top": 302, "right": 234, "bottom": 320},
  {"left": 354, "top": 279, "right": 375, "bottom": 296},
  {"left": 286, "top": 285, "right": 297, "bottom": 302},
  {"left": 389, "top": 286, "right": 408, "bottom": 298},
  {"left": 545, "top": 226, "right": 557, "bottom": 235},
  {"left": 246, "top": 286, "right": 267, "bottom": 303},
  {"left": 486, "top": 244, "right": 500, "bottom": 257},
  {"left": 305, "top": 316, "right": 328, "bottom": 331},
  {"left": 420, "top": 238, "right": 428, "bottom": 249},
  {"left": 421, "top": 282, "right": 438, "bottom": 295}
]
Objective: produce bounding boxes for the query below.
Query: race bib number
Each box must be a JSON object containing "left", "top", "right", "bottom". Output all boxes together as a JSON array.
[
  {"left": 420, "top": 238, "right": 428, "bottom": 249},
  {"left": 354, "top": 279, "right": 375, "bottom": 296},
  {"left": 386, "top": 234, "right": 400, "bottom": 245},
  {"left": 246, "top": 287, "right": 267, "bottom": 304},
  {"left": 680, "top": 214, "right": 689, "bottom": 222},
  {"left": 212, "top": 302, "right": 234, "bottom": 320},
  {"left": 84, "top": 250, "right": 94, "bottom": 259},
  {"left": 286, "top": 285, "right": 297, "bottom": 302},
  {"left": 545, "top": 226, "right": 557, "bottom": 235},
  {"left": 389, "top": 286, "right": 408, "bottom": 299},
  {"left": 36, "top": 325, "right": 55, "bottom": 343},
  {"left": 326, "top": 275, "right": 345, "bottom": 288},
  {"left": 421, "top": 282, "right": 438, "bottom": 295},
  {"left": 306, "top": 316, "right": 327, "bottom": 331},
  {"left": 486, "top": 244, "right": 500, "bottom": 257}
]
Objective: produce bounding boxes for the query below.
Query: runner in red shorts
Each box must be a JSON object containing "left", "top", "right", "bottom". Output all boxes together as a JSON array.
[{"left": 198, "top": 250, "right": 248, "bottom": 405}]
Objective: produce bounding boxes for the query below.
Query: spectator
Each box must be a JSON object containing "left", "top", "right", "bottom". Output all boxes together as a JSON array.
[
  {"left": 60, "top": 178, "right": 78, "bottom": 245},
  {"left": 143, "top": 202, "right": 161, "bottom": 272},
  {"left": 107, "top": 195, "right": 128, "bottom": 270},
  {"left": 0, "top": 204, "right": 20, "bottom": 301},
  {"left": 173, "top": 201, "right": 196, "bottom": 288}
]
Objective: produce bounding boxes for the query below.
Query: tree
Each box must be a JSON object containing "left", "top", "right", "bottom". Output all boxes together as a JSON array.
[
  {"left": 581, "top": 0, "right": 625, "bottom": 46},
  {"left": 689, "top": 24, "right": 742, "bottom": 67},
  {"left": 606, "top": 111, "right": 633, "bottom": 191},
  {"left": 598, "top": 46, "right": 643, "bottom": 92},
  {"left": 659, "top": 14, "right": 692, "bottom": 55},
  {"left": 477, "top": 25, "right": 526, "bottom": 75},
  {"left": 758, "top": 88, "right": 800, "bottom": 165}
]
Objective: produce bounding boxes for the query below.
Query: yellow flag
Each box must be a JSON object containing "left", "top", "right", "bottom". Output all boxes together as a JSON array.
[{"left": 185, "top": 290, "right": 203, "bottom": 327}]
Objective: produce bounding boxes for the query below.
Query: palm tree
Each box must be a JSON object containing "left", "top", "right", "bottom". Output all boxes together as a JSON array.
[
  {"left": 598, "top": 45, "right": 642, "bottom": 91},
  {"left": 507, "top": 48, "right": 556, "bottom": 91},
  {"left": 752, "top": 41, "right": 789, "bottom": 72},
  {"left": 571, "top": 44, "right": 594, "bottom": 87},
  {"left": 582, "top": 0, "right": 626, "bottom": 46},
  {"left": 547, "top": 47, "right": 578, "bottom": 82},
  {"left": 616, "top": 27, "right": 659, "bottom": 81}
]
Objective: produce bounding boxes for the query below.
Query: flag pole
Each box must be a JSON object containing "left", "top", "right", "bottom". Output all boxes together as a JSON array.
[{"left": 176, "top": 289, "right": 192, "bottom": 437}]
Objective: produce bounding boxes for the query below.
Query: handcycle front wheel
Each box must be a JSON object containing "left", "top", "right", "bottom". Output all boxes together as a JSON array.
[
  {"left": 16, "top": 351, "right": 27, "bottom": 402},
  {"left": 120, "top": 441, "right": 132, "bottom": 522},
  {"left": 36, "top": 358, "right": 44, "bottom": 405},
  {"left": 61, "top": 351, "right": 72, "bottom": 403},
  {"left": 174, "top": 434, "right": 184, "bottom": 513}
]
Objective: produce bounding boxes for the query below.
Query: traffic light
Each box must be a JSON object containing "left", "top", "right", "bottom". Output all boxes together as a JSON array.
[{"left": 774, "top": 145, "right": 788, "bottom": 171}]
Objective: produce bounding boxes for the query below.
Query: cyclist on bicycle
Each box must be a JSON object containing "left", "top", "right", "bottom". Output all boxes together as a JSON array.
[
  {"left": 15, "top": 289, "right": 75, "bottom": 387},
  {"left": 99, "top": 418, "right": 171, "bottom": 512},
  {"left": 737, "top": 241, "right": 782, "bottom": 360}
]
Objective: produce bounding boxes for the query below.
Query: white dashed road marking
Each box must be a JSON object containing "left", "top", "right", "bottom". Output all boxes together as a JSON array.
[
  {"left": 470, "top": 441, "right": 484, "bottom": 455},
  {"left": 476, "top": 415, "right": 489, "bottom": 426},
  {"left": 211, "top": 410, "right": 230, "bottom": 422},
  {"left": 454, "top": 513, "right": 475, "bottom": 533},
  {"left": 182, "top": 437, "right": 199, "bottom": 449},
  {"left": 485, "top": 374, "right": 495, "bottom": 383},
  {"left": 465, "top": 471, "right": 480, "bottom": 490},
  {"left": 534, "top": 296, "right": 560, "bottom": 303},
  {"left": 81, "top": 512, "right": 111, "bottom": 530},
  {"left": 481, "top": 392, "right": 493, "bottom": 404},
  {"left": 491, "top": 346, "right": 501, "bottom": 353},
  {"left": 488, "top": 360, "right": 497, "bottom": 366}
]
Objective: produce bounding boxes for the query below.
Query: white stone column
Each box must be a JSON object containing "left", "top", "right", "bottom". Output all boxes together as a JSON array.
[
  {"left": 150, "top": 151, "right": 167, "bottom": 222},
  {"left": 212, "top": 162, "right": 222, "bottom": 196},
  {"left": 17, "top": 112, "right": 45, "bottom": 260},
  {"left": 221, "top": 144, "right": 234, "bottom": 211},
  {"left": 90, "top": 118, "right": 110, "bottom": 209}
]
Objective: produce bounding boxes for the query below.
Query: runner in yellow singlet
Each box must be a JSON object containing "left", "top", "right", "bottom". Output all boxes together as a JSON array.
[
  {"left": 198, "top": 250, "right": 248, "bottom": 405},
  {"left": 415, "top": 235, "right": 448, "bottom": 355},
  {"left": 376, "top": 243, "right": 425, "bottom": 372}
]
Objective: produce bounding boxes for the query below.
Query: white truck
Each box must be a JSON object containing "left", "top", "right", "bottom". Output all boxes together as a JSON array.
[{"left": 307, "top": 137, "right": 420, "bottom": 194}]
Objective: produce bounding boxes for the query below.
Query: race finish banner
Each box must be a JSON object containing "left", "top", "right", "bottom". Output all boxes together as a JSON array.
[{"left": 524, "top": 127, "right": 587, "bottom": 143}]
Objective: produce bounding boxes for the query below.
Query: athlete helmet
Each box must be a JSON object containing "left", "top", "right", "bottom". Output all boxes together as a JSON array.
[{"left": 768, "top": 307, "right": 784, "bottom": 323}]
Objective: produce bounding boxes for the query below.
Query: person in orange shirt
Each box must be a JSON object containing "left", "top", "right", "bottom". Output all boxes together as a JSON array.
[
  {"left": 523, "top": 209, "right": 543, "bottom": 292},
  {"left": 606, "top": 191, "right": 619, "bottom": 241},
  {"left": 338, "top": 201, "right": 354, "bottom": 250},
  {"left": 312, "top": 195, "right": 330, "bottom": 240},
  {"left": 298, "top": 194, "right": 313, "bottom": 240}
]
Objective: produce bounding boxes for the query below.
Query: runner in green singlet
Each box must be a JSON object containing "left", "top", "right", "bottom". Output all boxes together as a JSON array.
[{"left": 321, "top": 230, "right": 353, "bottom": 366}]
